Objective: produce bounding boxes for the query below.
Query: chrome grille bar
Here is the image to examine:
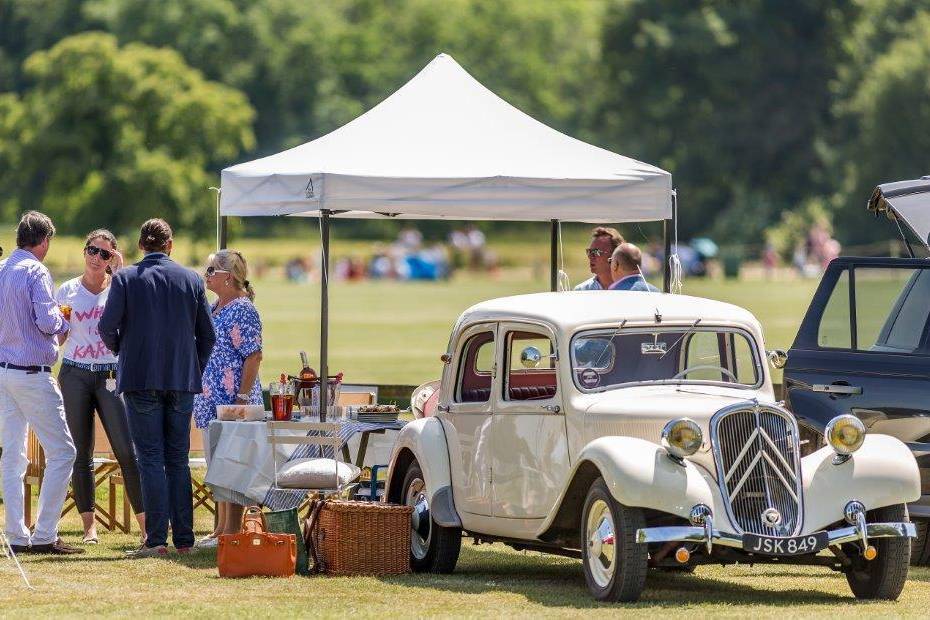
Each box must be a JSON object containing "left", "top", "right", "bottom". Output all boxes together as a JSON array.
[{"left": 711, "top": 402, "right": 803, "bottom": 536}]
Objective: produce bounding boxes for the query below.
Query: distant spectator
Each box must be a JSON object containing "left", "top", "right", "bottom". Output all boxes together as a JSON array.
[
  {"left": 762, "top": 242, "right": 778, "bottom": 279},
  {"left": 465, "top": 225, "right": 486, "bottom": 269},
  {"left": 575, "top": 227, "right": 624, "bottom": 290},
  {"left": 398, "top": 227, "right": 423, "bottom": 250},
  {"left": 608, "top": 243, "right": 659, "bottom": 292}
]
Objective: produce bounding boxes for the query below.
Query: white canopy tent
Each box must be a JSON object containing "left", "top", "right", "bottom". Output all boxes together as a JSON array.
[{"left": 219, "top": 53, "right": 676, "bottom": 418}]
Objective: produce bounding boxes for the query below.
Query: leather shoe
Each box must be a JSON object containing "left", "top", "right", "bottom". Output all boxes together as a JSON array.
[
  {"left": 9, "top": 544, "right": 30, "bottom": 554},
  {"left": 30, "top": 539, "right": 85, "bottom": 555}
]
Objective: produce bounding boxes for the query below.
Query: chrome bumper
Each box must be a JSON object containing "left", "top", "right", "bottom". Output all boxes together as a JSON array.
[{"left": 636, "top": 521, "right": 916, "bottom": 551}]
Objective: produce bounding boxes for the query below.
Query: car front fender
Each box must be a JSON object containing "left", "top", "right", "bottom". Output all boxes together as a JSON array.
[
  {"left": 385, "top": 416, "right": 461, "bottom": 528},
  {"left": 801, "top": 433, "right": 920, "bottom": 533},
  {"left": 537, "top": 436, "right": 716, "bottom": 540}
]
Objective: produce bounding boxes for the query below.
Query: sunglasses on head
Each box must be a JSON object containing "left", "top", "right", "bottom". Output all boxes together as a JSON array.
[
  {"left": 204, "top": 266, "right": 230, "bottom": 277},
  {"left": 85, "top": 245, "right": 114, "bottom": 261},
  {"left": 586, "top": 248, "right": 609, "bottom": 258}
]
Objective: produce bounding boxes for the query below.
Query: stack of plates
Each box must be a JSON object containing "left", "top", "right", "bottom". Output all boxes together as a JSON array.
[{"left": 356, "top": 411, "right": 399, "bottom": 423}]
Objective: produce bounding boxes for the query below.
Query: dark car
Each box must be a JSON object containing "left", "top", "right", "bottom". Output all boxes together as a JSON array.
[{"left": 782, "top": 177, "right": 930, "bottom": 565}]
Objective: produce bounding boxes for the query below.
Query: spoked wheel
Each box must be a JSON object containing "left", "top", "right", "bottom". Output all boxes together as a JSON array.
[
  {"left": 580, "top": 477, "right": 648, "bottom": 602},
  {"left": 844, "top": 504, "right": 910, "bottom": 600},
  {"left": 402, "top": 461, "right": 461, "bottom": 573}
]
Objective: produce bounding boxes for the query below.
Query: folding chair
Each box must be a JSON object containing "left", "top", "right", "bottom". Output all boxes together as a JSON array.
[
  {"left": 189, "top": 423, "right": 216, "bottom": 516},
  {"left": 23, "top": 431, "right": 44, "bottom": 528},
  {"left": 266, "top": 420, "right": 357, "bottom": 505},
  {"left": 60, "top": 417, "right": 131, "bottom": 533}
]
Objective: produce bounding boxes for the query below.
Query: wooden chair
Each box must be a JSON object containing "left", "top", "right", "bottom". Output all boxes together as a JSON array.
[
  {"left": 189, "top": 422, "right": 216, "bottom": 515},
  {"left": 59, "top": 417, "right": 132, "bottom": 533},
  {"left": 23, "top": 431, "right": 44, "bottom": 528}
]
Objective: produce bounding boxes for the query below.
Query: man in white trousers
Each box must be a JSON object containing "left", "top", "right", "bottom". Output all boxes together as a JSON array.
[{"left": 0, "top": 211, "right": 82, "bottom": 554}]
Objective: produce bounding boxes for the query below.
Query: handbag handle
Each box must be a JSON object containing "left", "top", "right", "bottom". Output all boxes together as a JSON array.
[{"left": 241, "top": 506, "right": 267, "bottom": 534}]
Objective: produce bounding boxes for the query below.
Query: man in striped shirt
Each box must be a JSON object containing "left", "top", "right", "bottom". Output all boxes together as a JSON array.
[{"left": 0, "top": 211, "right": 82, "bottom": 555}]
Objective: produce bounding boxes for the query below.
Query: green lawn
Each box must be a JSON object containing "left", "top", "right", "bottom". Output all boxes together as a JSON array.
[
  {"left": 251, "top": 273, "right": 818, "bottom": 386},
  {"left": 1, "top": 505, "right": 929, "bottom": 618}
]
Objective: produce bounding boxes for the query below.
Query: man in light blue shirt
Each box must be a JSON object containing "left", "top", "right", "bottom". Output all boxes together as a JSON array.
[
  {"left": 0, "top": 211, "right": 81, "bottom": 555},
  {"left": 574, "top": 227, "right": 624, "bottom": 291},
  {"left": 608, "top": 243, "right": 660, "bottom": 292}
]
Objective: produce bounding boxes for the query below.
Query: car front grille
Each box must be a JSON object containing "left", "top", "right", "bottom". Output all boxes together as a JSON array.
[{"left": 711, "top": 403, "right": 802, "bottom": 536}]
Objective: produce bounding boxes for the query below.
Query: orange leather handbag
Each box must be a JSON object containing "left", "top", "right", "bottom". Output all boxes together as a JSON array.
[{"left": 217, "top": 507, "right": 297, "bottom": 578}]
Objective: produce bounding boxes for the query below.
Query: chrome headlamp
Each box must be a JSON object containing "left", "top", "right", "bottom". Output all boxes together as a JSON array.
[
  {"left": 825, "top": 414, "right": 866, "bottom": 459},
  {"left": 661, "top": 418, "right": 703, "bottom": 461}
]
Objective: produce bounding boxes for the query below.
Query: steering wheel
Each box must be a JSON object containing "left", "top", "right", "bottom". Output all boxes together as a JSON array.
[{"left": 672, "top": 365, "right": 738, "bottom": 382}]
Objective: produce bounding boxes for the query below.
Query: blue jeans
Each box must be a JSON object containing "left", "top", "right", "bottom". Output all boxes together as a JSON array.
[{"left": 124, "top": 390, "right": 195, "bottom": 549}]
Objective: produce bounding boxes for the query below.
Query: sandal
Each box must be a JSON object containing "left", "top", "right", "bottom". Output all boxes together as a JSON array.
[{"left": 82, "top": 535, "right": 99, "bottom": 545}]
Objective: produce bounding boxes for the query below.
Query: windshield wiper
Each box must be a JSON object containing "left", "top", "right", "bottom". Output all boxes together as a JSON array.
[
  {"left": 658, "top": 318, "right": 701, "bottom": 361},
  {"left": 593, "top": 319, "right": 626, "bottom": 368}
]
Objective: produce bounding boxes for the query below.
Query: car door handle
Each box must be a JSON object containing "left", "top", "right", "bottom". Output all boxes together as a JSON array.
[
  {"left": 542, "top": 405, "right": 561, "bottom": 414},
  {"left": 437, "top": 403, "right": 450, "bottom": 413},
  {"left": 812, "top": 384, "right": 862, "bottom": 395}
]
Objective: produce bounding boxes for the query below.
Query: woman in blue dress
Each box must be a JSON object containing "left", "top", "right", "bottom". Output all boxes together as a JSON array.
[{"left": 192, "top": 250, "right": 263, "bottom": 547}]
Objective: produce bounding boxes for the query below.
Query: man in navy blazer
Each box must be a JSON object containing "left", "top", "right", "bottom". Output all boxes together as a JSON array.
[
  {"left": 100, "top": 218, "right": 215, "bottom": 557},
  {"left": 607, "top": 243, "right": 660, "bottom": 292}
]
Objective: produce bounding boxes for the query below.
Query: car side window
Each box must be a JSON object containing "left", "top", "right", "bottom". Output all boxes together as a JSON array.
[
  {"left": 818, "top": 269, "right": 852, "bottom": 349},
  {"left": 817, "top": 266, "right": 930, "bottom": 352},
  {"left": 455, "top": 330, "right": 495, "bottom": 403},
  {"left": 505, "top": 330, "right": 557, "bottom": 401},
  {"left": 856, "top": 267, "right": 930, "bottom": 353}
]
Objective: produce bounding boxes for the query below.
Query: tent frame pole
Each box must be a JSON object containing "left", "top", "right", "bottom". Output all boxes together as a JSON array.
[
  {"left": 550, "top": 219, "right": 560, "bottom": 292},
  {"left": 663, "top": 192, "right": 677, "bottom": 293},
  {"left": 219, "top": 217, "right": 228, "bottom": 250},
  {"left": 319, "top": 209, "right": 331, "bottom": 422}
]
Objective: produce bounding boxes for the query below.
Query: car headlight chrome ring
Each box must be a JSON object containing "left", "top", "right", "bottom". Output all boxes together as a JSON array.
[
  {"left": 825, "top": 414, "right": 866, "bottom": 456},
  {"left": 661, "top": 418, "right": 703, "bottom": 461}
]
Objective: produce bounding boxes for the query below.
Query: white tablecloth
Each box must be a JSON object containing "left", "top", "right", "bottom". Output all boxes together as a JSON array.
[{"left": 203, "top": 418, "right": 404, "bottom": 509}]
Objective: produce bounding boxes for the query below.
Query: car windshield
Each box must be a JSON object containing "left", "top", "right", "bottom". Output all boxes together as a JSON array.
[{"left": 571, "top": 326, "right": 761, "bottom": 391}]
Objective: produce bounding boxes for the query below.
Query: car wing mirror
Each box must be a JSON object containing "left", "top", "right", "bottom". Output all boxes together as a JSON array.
[
  {"left": 767, "top": 349, "right": 788, "bottom": 369},
  {"left": 521, "top": 346, "right": 542, "bottom": 368}
]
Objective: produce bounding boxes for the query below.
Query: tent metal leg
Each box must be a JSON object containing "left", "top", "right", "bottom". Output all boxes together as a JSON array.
[
  {"left": 550, "top": 219, "right": 560, "bottom": 292},
  {"left": 319, "top": 210, "right": 331, "bottom": 422},
  {"left": 663, "top": 218, "right": 672, "bottom": 293},
  {"left": 663, "top": 192, "right": 678, "bottom": 293},
  {"left": 219, "top": 216, "right": 228, "bottom": 250}
]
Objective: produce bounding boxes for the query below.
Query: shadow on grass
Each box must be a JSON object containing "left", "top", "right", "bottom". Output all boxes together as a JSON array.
[{"left": 377, "top": 546, "right": 855, "bottom": 610}]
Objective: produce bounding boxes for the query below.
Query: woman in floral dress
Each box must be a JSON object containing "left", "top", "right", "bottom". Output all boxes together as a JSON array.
[{"left": 192, "top": 250, "right": 263, "bottom": 547}]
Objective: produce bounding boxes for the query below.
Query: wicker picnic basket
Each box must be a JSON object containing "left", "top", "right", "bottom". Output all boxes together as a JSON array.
[{"left": 306, "top": 500, "right": 412, "bottom": 576}]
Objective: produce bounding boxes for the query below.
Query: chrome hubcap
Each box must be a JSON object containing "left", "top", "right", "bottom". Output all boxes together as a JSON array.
[
  {"left": 585, "top": 499, "right": 616, "bottom": 588},
  {"left": 405, "top": 477, "right": 431, "bottom": 560}
]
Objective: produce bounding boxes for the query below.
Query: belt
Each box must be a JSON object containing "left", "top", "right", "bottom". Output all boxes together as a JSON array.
[
  {"left": 0, "top": 362, "right": 52, "bottom": 373},
  {"left": 62, "top": 359, "right": 118, "bottom": 373}
]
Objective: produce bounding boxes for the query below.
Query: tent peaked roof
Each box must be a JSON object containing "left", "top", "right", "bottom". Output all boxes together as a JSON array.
[{"left": 220, "top": 53, "right": 672, "bottom": 222}]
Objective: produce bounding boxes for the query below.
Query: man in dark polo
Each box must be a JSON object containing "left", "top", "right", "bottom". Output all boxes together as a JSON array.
[{"left": 100, "top": 218, "right": 215, "bottom": 557}]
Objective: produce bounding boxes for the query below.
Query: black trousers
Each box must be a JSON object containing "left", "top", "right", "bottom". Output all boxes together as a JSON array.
[{"left": 58, "top": 364, "right": 145, "bottom": 515}]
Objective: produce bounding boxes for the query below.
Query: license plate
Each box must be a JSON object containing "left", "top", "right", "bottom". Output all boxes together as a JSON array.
[{"left": 742, "top": 531, "right": 829, "bottom": 556}]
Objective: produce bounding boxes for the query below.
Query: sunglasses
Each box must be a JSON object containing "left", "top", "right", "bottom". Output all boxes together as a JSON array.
[
  {"left": 204, "top": 266, "right": 230, "bottom": 277},
  {"left": 586, "top": 248, "right": 609, "bottom": 258},
  {"left": 85, "top": 245, "right": 114, "bottom": 261}
]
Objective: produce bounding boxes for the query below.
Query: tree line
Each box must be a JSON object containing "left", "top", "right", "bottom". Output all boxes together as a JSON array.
[{"left": 1, "top": 0, "right": 928, "bottom": 248}]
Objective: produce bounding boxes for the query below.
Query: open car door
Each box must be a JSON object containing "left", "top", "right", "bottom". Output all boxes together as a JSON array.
[{"left": 783, "top": 257, "right": 930, "bottom": 563}]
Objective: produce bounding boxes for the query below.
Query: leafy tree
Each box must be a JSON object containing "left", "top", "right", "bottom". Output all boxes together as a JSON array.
[
  {"left": 827, "top": 0, "right": 930, "bottom": 242},
  {"left": 599, "top": 0, "right": 854, "bottom": 242},
  {"left": 0, "top": 32, "right": 255, "bottom": 236}
]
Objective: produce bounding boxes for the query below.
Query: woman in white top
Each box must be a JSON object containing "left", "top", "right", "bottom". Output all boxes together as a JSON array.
[{"left": 56, "top": 229, "right": 145, "bottom": 544}]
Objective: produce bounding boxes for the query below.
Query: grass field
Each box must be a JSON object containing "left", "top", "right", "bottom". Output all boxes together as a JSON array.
[
  {"left": 1, "top": 505, "right": 929, "bottom": 618},
  {"left": 250, "top": 272, "right": 817, "bottom": 386},
  {"left": 2, "top": 231, "right": 819, "bottom": 386}
]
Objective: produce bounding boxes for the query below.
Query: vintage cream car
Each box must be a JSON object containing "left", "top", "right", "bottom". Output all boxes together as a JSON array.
[{"left": 385, "top": 291, "right": 921, "bottom": 602}]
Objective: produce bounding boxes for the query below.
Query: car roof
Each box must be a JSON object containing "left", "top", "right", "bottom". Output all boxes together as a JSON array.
[{"left": 459, "top": 291, "right": 762, "bottom": 333}]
